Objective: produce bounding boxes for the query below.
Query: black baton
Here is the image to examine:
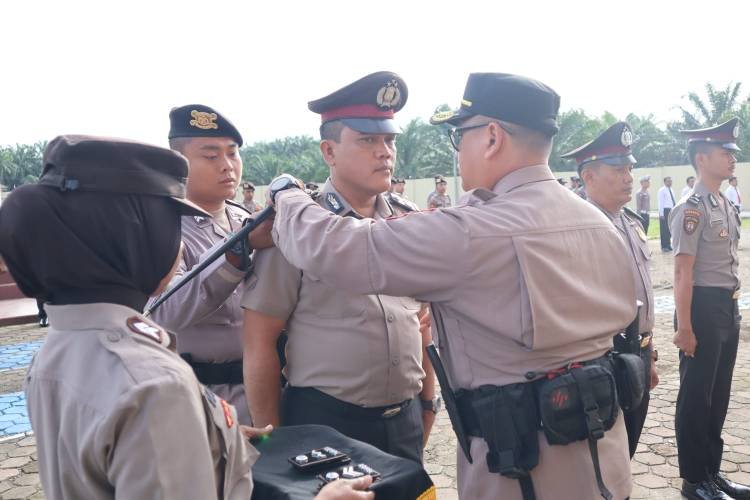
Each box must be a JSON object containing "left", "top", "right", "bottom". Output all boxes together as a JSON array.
[
  {"left": 426, "top": 343, "right": 473, "bottom": 463},
  {"left": 144, "top": 205, "right": 275, "bottom": 317}
]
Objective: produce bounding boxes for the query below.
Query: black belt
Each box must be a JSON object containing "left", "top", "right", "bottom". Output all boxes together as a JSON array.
[
  {"left": 693, "top": 286, "right": 741, "bottom": 300},
  {"left": 286, "top": 386, "right": 412, "bottom": 420},
  {"left": 180, "top": 354, "right": 243, "bottom": 385}
]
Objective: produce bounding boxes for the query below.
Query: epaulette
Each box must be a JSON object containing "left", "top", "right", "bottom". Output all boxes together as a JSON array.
[
  {"left": 225, "top": 199, "right": 253, "bottom": 216},
  {"left": 386, "top": 192, "right": 419, "bottom": 213},
  {"left": 687, "top": 194, "right": 702, "bottom": 206},
  {"left": 623, "top": 206, "right": 646, "bottom": 226}
]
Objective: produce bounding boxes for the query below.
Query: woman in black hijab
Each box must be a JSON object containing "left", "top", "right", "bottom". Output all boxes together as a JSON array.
[{"left": 0, "top": 135, "right": 264, "bottom": 500}]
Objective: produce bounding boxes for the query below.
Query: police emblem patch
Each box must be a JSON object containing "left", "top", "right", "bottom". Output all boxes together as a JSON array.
[
  {"left": 734, "top": 124, "right": 740, "bottom": 139},
  {"left": 621, "top": 128, "right": 633, "bottom": 147},
  {"left": 376, "top": 80, "right": 401, "bottom": 109},
  {"left": 126, "top": 317, "right": 162, "bottom": 343},
  {"left": 325, "top": 192, "right": 345, "bottom": 214},
  {"left": 189, "top": 110, "right": 219, "bottom": 130},
  {"left": 683, "top": 209, "right": 701, "bottom": 235}
]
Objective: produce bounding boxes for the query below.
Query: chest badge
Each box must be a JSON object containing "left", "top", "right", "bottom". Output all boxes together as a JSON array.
[
  {"left": 720, "top": 227, "right": 729, "bottom": 239},
  {"left": 126, "top": 317, "right": 162, "bottom": 344}
]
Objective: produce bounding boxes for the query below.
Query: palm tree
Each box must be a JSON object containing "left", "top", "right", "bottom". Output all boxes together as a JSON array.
[{"left": 679, "top": 82, "right": 743, "bottom": 128}]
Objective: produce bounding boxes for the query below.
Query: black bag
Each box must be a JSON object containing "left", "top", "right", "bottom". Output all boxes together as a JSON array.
[
  {"left": 537, "top": 364, "right": 618, "bottom": 445},
  {"left": 612, "top": 353, "right": 646, "bottom": 412}
]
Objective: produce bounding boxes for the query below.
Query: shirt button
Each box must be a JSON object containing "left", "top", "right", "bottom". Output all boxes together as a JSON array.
[
  {"left": 107, "top": 332, "right": 121, "bottom": 342},
  {"left": 387, "top": 314, "right": 395, "bottom": 323},
  {"left": 392, "top": 358, "right": 399, "bottom": 366}
]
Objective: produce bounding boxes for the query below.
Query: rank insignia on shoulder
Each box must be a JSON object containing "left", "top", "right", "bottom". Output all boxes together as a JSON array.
[
  {"left": 387, "top": 192, "right": 419, "bottom": 213},
  {"left": 194, "top": 216, "right": 206, "bottom": 224},
  {"left": 683, "top": 208, "right": 702, "bottom": 235},
  {"left": 126, "top": 317, "right": 163, "bottom": 344},
  {"left": 687, "top": 194, "right": 701, "bottom": 206},
  {"left": 325, "top": 192, "right": 345, "bottom": 214}
]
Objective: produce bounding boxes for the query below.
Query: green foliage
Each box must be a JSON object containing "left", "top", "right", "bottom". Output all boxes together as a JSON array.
[
  {"left": 0, "top": 142, "right": 46, "bottom": 189},
  {"left": 2, "top": 84, "right": 749, "bottom": 190}
]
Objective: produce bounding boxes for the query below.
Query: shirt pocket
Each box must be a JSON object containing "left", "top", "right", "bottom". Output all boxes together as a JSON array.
[{"left": 301, "top": 274, "right": 367, "bottom": 319}]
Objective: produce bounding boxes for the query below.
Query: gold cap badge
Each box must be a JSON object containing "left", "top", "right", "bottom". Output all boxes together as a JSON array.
[{"left": 190, "top": 110, "right": 219, "bottom": 130}]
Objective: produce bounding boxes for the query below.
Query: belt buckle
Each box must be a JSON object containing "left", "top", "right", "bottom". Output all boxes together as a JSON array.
[
  {"left": 381, "top": 406, "right": 402, "bottom": 418},
  {"left": 640, "top": 337, "right": 651, "bottom": 348},
  {"left": 733, "top": 289, "right": 741, "bottom": 300}
]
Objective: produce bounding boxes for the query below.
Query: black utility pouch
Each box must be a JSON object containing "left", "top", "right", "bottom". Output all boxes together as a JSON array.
[
  {"left": 612, "top": 353, "right": 645, "bottom": 412},
  {"left": 537, "top": 364, "right": 618, "bottom": 445},
  {"left": 470, "top": 383, "right": 541, "bottom": 477}
]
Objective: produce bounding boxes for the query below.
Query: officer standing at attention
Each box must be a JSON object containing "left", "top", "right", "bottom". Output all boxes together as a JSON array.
[
  {"left": 636, "top": 175, "right": 651, "bottom": 234},
  {"left": 242, "top": 181, "right": 263, "bottom": 213},
  {"left": 427, "top": 175, "right": 452, "bottom": 208},
  {"left": 670, "top": 118, "right": 749, "bottom": 500},
  {"left": 0, "top": 135, "right": 376, "bottom": 500},
  {"left": 263, "top": 73, "right": 636, "bottom": 500},
  {"left": 562, "top": 122, "right": 659, "bottom": 457},
  {"left": 242, "top": 72, "right": 437, "bottom": 463},
  {"left": 147, "top": 105, "right": 261, "bottom": 425}
]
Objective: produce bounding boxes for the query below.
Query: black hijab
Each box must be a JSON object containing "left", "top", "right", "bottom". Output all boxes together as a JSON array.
[{"left": 0, "top": 184, "right": 182, "bottom": 312}]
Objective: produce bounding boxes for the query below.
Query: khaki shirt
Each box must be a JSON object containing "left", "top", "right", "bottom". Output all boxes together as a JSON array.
[
  {"left": 27, "top": 303, "right": 257, "bottom": 500},
  {"left": 427, "top": 191, "right": 452, "bottom": 208},
  {"left": 591, "top": 202, "right": 655, "bottom": 334},
  {"left": 243, "top": 201, "right": 262, "bottom": 214},
  {"left": 669, "top": 182, "right": 741, "bottom": 289},
  {"left": 243, "top": 180, "right": 424, "bottom": 407},
  {"left": 272, "top": 164, "right": 635, "bottom": 500},
  {"left": 636, "top": 190, "right": 650, "bottom": 213},
  {"left": 147, "top": 202, "right": 251, "bottom": 423}
]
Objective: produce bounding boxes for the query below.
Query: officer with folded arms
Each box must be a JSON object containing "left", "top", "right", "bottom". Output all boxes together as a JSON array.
[
  {"left": 562, "top": 122, "right": 659, "bottom": 457},
  {"left": 262, "top": 73, "right": 636, "bottom": 500},
  {"left": 670, "top": 118, "right": 748, "bottom": 500}
]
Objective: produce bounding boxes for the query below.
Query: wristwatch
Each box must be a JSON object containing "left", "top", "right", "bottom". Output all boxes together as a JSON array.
[
  {"left": 420, "top": 396, "right": 442, "bottom": 414},
  {"left": 268, "top": 174, "right": 303, "bottom": 204}
]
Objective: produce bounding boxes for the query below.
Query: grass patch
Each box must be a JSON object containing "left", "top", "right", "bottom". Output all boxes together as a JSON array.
[{"left": 644, "top": 216, "right": 750, "bottom": 240}]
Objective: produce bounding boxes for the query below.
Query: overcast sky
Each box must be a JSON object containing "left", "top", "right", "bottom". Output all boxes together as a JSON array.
[{"left": 1, "top": 0, "right": 747, "bottom": 148}]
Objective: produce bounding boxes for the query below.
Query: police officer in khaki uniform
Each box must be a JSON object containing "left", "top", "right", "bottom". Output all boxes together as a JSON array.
[
  {"left": 636, "top": 175, "right": 651, "bottom": 234},
  {"left": 426, "top": 175, "right": 452, "bottom": 208},
  {"left": 562, "top": 122, "right": 659, "bottom": 457},
  {"left": 0, "top": 135, "right": 377, "bottom": 500},
  {"left": 242, "top": 181, "right": 263, "bottom": 213},
  {"left": 263, "top": 73, "right": 636, "bottom": 500},
  {"left": 670, "top": 118, "right": 750, "bottom": 500},
  {"left": 148, "top": 104, "right": 258, "bottom": 425},
  {"left": 243, "top": 72, "right": 437, "bottom": 464}
]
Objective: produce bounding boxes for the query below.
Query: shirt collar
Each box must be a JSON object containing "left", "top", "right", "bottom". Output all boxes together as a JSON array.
[
  {"left": 491, "top": 164, "right": 555, "bottom": 195},
  {"left": 319, "top": 179, "right": 393, "bottom": 219}
]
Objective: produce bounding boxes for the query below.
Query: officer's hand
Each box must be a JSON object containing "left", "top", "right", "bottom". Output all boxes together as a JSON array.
[
  {"left": 267, "top": 174, "right": 305, "bottom": 207},
  {"left": 649, "top": 362, "right": 659, "bottom": 390},
  {"left": 673, "top": 327, "right": 697, "bottom": 357},
  {"left": 248, "top": 216, "right": 276, "bottom": 250},
  {"left": 315, "top": 476, "right": 374, "bottom": 500},
  {"left": 240, "top": 424, "right": 273, "bottom": 441}
]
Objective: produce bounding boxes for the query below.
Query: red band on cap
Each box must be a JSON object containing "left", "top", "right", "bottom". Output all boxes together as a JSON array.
[
  {"left": 576, "top": 145, "right": 629, "bottom": 163},
  {"left": 321, "top": 104, "right": 394, "bottom": 123}
]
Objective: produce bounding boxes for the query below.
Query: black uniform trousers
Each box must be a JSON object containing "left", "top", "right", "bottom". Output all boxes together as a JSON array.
[
  {"left": 659, "top": 208, "right": 672, "bottom": 250},
  {"left": 622, "top": 342, "right": 653, "bottom": 458},
  {"left": 675, "top": 286, "right": 740, "bottom": 482},
  {"left": 281, "top": 386, "right": 424, "bottom": 464},
  {"left": 639, "top": 211, "right": 650, "bottom": 236}
]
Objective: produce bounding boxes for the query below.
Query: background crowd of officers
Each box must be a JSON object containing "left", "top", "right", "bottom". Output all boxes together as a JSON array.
[{"left": 0, "top": 69, "right": 746, "bottom": 500}]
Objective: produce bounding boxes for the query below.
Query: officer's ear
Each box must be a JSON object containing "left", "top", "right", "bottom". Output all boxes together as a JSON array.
[
  {"left": 319, "top": 140, "right": 336, "bottom": 167},
  {"left": 484, "top": 122, "right": 505, "bottom": 159}
]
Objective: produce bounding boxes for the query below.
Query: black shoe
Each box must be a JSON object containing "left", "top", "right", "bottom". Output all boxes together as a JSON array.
[
  {"left": 682, "top": 479, "right": 732, "bottom": 500},
  {"left": 714, "top": 473, "right": 750, "bottom": 499},
  {"left": 39, "top": 317, "right": 49, "bottom": 328}
]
